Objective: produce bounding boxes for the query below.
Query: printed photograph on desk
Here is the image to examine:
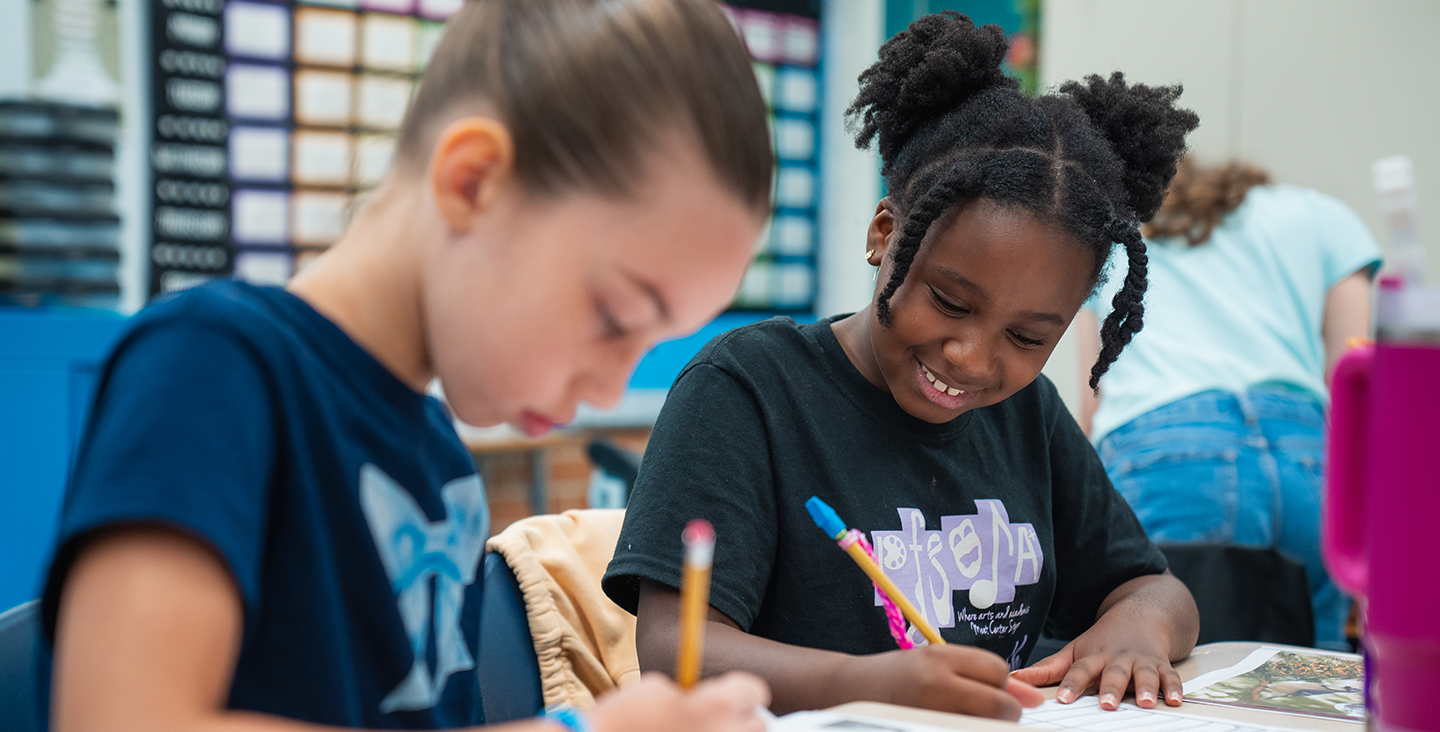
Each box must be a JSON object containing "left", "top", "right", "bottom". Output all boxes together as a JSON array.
[{"left": 1183, "top": 646, "right": 1364, "bottom": 721}]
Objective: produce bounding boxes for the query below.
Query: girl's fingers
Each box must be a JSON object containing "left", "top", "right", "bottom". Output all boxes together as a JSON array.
[
  {"left": 694, "top": 672, "right": 771, "bottom": 715},
  {"left": 1130, "top": 663, "right": 1161, "bottom": 709},
  {"left": 1161, "top": 665, "right": 1185, "bottom": 706},
  {"left": 944, "top": 676, "right": 1024, "bottom": 721},
  {"left": 1008, "top": 645, "right": 1073, "bottom": 688},
  {"left": 1004, "top": 677, "right": 1046, "bottom": 708},
  {"left": 1055, "top": 656, "right": 1103, "bottom": 704},
  {"left": 1096, "top": 659, "right": 1134, "bottom": 710}
]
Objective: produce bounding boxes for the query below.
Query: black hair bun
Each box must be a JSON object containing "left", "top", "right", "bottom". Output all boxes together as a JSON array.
[
  {"left": 1061, "top": 72, "right": 1199, "bottom": 222},
  {"left": 848, "top": 11, "right": 1017, "bottom": 164}
]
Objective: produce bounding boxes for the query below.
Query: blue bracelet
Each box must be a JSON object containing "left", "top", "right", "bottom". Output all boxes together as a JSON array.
[{"left": 544, "top": 706, "right": 594, "bottom": 732}]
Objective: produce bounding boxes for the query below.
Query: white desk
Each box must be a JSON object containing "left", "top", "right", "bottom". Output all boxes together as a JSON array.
[{"left": 827, "top": 642, "right": 1362, "bottom": 731}]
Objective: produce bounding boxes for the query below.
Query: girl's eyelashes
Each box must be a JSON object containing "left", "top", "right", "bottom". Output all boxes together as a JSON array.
[
  {"left": 928, "top": 286, "right": 970, "bottom": 316},
  {"left": 1009, "top": 330, "right": 1046, "bottom": 348},
  {"left": 596, "top": 300, "right": 626, "bottom": 339}
]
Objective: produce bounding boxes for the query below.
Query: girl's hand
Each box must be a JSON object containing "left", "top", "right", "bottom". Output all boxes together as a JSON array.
[
  {"left": 1009, "top": 630, "right": 1183, "bottom": 710},
  {"left": 839, "top": 645, "right": 1044, "bottom": 721},
  {"left": 587, "top": 672, "right": 770, "bottom": 732},
  {"left": 1008, "top": 573, "right": 1197, "bottom": 711}
]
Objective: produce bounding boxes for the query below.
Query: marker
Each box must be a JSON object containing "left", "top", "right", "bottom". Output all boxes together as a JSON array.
[
  {"left": 676, "top": 519, "right": 715, "bottom": 688},
  {"left": 805, "top": 496, "right": 946, "bottom": 647}
]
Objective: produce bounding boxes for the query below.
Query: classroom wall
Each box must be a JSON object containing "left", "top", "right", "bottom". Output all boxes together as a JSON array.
[
  {"left": 0, "top": 0, "right": 33, "bottom": 99},
  {"left": 816, "top": 0, "right": 884, "bottom": 318},
  {"left": 1037, "top": 0, "right": 1440, "bottom": 416}
]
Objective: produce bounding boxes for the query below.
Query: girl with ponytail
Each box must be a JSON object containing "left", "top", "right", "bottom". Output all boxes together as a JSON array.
[{"left": 605, "top": 11, "right": 1201, "bottom": 720}]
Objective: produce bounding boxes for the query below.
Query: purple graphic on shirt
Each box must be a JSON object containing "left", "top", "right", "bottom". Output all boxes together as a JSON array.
[{"left": 868, "top": 502, "right": 1043, "bottom": 634}]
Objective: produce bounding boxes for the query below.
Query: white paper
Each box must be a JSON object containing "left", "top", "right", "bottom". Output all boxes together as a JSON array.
[
  {"left": 294, "top": 70, "right": 354, "bottom": 127},
  {"left": 225, "top": 1, "right": 290, "bottom": 59},
  {"left": 1019, "top": 696, "right": 1318, "bottom": 731},
  {"left": 1181, "top": 646, "right": 1284, "bottom": 695},
  {"left": 291, "top": 131, "right": 353, "bottom": 186},
  {"left": 361, "top": 14, "right": 416, "bottom": 71},
  {"left": 295, "top": 8, "right": 358, "bottom": 67},
  {"left": 769, "top": 710, "right": 959, "bottom": 732}
]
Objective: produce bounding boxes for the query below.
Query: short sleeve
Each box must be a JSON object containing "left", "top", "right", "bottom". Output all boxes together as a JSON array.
[
  {"left": 1043, "top": 402, "right": 1166, "bottom": 639},
  {"left": 42, "top": 316, "right": 277, "bottom": 638},
  {"left": 1308, "top": 191, "right": 1384, "bottom": 285},
  {"left": 603, "top": 362, "right": 778, "bottom": 630}
]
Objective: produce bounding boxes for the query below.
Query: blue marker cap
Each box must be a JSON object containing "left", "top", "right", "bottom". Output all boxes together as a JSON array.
[{"left": 805, "top": 496, "right": 848, "bottom": 540}]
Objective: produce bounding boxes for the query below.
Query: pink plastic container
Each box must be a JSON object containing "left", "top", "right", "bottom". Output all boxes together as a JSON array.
[{"left": 1325, "top": 285, "right": 1440, "bottom": 732}]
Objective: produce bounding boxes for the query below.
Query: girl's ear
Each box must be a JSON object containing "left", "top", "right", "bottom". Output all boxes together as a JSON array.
[
  {"left": 429, "top": 116, "right": 517, "bottom": 232},
  {"left": 866, "top": 197, "right": 898, "bottom": 263}
]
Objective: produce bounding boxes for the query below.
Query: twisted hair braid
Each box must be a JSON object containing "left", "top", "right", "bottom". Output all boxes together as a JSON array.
[
  {"left": 1091, "top": 224, "right": 1149, "bottom": 389},
  {"left": 875, "top": 162, "right": 979, "bottom": 324}
]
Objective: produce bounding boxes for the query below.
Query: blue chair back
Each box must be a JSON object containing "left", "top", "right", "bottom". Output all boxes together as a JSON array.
[
  {"left": 476, "top": 551, "right": 544, "bottom": 723},
  {"left": 0, "top": 601, "right": 45, "bottom": 732}
]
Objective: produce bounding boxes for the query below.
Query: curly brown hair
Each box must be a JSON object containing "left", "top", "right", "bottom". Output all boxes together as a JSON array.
[{"left": 1145, "top": 157, "right": 1270, "bottom": 246}]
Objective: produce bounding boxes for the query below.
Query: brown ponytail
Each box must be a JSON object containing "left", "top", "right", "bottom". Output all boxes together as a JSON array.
[
  {"left": 1144, "top": 157, "right": 1269, "bottom": 246},
  {"left": 395, "top": 0, "right": 773, "bottom": 215}
]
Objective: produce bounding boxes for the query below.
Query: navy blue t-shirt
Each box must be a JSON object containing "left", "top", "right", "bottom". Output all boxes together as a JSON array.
[{"left": 41, "top": 282, "right": 487, "bottom": 727}]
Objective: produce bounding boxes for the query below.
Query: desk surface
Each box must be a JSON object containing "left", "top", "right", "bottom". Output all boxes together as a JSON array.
[{"left": 829, "top": 642, "right": 1362, "bottom": 731}]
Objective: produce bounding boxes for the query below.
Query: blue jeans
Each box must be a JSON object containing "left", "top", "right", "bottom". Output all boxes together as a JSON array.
[{"left": 1097, "top": 387, "right": 1349, "bottom": 651}]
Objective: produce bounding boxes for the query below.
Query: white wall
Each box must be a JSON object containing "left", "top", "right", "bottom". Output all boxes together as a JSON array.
[
  {"left": 1038, "top": 0, "right": 1440, "bottom": 415},
  {"left": 817, "top": 0, "right": 885, "bottom": 318},
  {"left": 116, "top": 0, "right": 151, "bottom": 312},
  {"left": 0, "top": 0, "right": 33, "bottom": 98}
]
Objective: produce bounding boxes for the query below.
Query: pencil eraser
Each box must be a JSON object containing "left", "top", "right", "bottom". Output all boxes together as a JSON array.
[
  {"left": 805, "top": 496, "right": 846, "bottom": 540},
  {"left": 682, "top": 519, "right": 714, "bottom": 566},
  {"left": 682, "top": 518, "right": 714, "bottom": 547}
]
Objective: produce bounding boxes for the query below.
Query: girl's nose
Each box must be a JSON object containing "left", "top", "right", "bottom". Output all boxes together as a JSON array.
[
  {"left": 578, "top": 340, "right": 649, "bottom": 409},
  {"left": 942, "top": 336, "right": 996, "bottom": 383}
]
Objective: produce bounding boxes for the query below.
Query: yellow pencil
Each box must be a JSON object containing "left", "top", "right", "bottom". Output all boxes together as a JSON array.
[
  {"left": 806, "top": 496, "right": 946, "bottom": 647},
  {"left": 676, "top": 519, "right": 715, "bottom": 688}
]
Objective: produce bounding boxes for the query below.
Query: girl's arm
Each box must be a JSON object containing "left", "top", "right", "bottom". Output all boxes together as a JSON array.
[
  {"left": 1010, "top": 571, "right": 1198, "bottom": 710},
  {"left": 1321, "top": 268, "right": 1373, "bottom": 386},
  {"left": 634, "top": 579, "right": 1043, "bottom": 719},
  {"left": 53, "top": 527, "right": 767, "bottom": 732}
]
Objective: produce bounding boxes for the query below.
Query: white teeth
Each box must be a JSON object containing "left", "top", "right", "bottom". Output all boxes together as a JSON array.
[{"left": 923, "top": 362, "right": 968, "bottom": 398}]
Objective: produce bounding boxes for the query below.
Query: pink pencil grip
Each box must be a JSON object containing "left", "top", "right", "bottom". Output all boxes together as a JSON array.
[{"left": 1323, "top": 344, "right": 1373, "bottom": 598}]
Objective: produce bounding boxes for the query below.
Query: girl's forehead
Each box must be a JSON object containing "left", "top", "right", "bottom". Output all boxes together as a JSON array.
[
  {"left": 919, "top": 201, "right": 1095, "bottom": 304},
  {"left": 927, "top": 199, "right": 1078, "bottom": 251}
]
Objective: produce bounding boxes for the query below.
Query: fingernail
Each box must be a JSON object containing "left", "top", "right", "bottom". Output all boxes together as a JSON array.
[
  {"left": 1169, "top": 691, "right": 1183, "bottom": 704},
  {"left": 1057, "top": 688, "right": 1073, "bottom": 704},
  {"left": 1139, "top": 691, "right": 1155, "bottom": 706},
  {"left": 1100, "top": 693, "right": 1117, "bottom": 709}
]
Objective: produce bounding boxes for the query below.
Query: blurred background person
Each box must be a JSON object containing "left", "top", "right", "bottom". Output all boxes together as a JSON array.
[{"left": 1077, "top": 156, "right": 1382, "bottom": 651}]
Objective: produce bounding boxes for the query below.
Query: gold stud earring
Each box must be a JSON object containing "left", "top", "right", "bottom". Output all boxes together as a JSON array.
[{"left": 865, "top": 250, "right": 876, "bottom": 264}]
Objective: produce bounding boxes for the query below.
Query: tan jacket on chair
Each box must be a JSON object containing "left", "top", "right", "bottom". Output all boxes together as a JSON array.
[{"left": 485, "top": 509, "right": 641, "bottom": 709}]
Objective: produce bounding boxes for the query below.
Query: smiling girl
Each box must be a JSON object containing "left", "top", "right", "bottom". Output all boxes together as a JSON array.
[{"left": 603, "top": 12, "right": 1200, "bottom": 721}]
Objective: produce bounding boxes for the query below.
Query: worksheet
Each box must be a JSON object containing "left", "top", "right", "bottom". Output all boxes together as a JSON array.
[
  {"left": 1182, "top": 646, "right": 1365, "bottom": 722},
  {"left": 768, "top": 697, "right": 1321, "bottom": 732}
]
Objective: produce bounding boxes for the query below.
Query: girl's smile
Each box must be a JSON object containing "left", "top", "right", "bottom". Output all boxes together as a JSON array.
[{"left": 916, "top": 358, "right": 978, "bottom": 410}]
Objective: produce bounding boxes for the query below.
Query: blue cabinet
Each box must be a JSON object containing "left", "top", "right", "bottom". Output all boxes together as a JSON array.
[{"left": 0, "top": 309, "right": 127, "bottom": 610}]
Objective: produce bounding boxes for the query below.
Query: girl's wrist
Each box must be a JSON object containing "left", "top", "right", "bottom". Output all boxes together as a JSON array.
[{"left": 544, "top": 707, "right": 594, "bottom": 732}]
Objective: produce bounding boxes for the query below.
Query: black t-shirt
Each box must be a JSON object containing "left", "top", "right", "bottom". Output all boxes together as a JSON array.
[{"left": 603, "top": 316, "right": 1166, "bottom": 669}]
